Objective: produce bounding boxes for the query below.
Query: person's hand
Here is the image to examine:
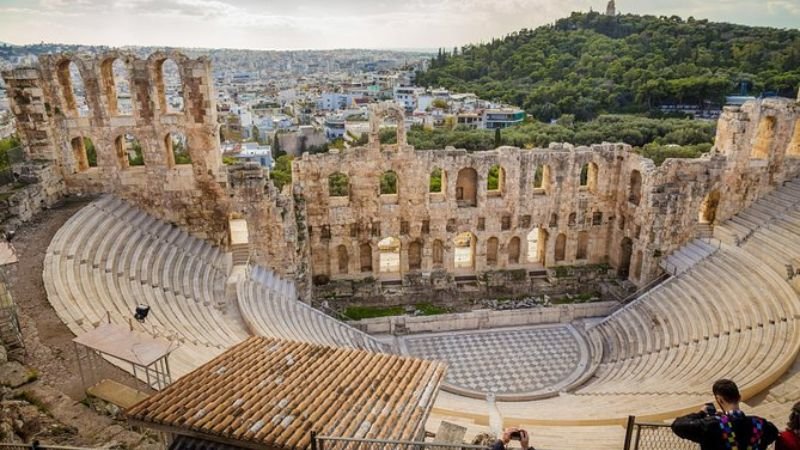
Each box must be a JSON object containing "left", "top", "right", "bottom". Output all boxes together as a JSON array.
[
  {"left": 501, "top": 427, "right": 517, "bottom": 443},
  {"left": 519, "top": 429, "right": 529, "bottom": 450}
]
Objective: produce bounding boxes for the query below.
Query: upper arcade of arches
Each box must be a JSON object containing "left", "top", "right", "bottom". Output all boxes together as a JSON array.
[{"left": 369, "top": 102, "right": 407, "bottom": 147}]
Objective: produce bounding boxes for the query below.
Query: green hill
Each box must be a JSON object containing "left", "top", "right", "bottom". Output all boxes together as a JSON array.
[{"left": 416, "top": 12, "right": 800, "bottom": 121}]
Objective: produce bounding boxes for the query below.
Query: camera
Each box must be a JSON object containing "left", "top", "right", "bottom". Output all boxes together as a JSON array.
[
  {"left": 509, "top": 431, "right": 521, "bottom": 440},
  {"left": 704, "top": 402, "right": 717, "bottom": 415}
]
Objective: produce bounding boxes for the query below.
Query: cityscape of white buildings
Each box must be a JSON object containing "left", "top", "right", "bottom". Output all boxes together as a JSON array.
[{"left": 0, "top": 43, "right": 526, "bottom": 156}]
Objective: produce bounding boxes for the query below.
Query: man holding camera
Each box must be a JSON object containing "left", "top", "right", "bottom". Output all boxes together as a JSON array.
[
  {"left": 672, "top": 379, "right": 778, "bottom": 450},
  {"left": 491, "top": 427, "right": 535, "bottom": 450}
]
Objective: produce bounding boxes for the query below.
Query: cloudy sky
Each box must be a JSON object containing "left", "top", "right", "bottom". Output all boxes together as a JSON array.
[{"left": 0, "top": 0, "right": 798, "bottom": 50}]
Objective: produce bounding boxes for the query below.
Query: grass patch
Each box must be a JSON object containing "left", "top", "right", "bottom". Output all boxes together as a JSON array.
[
  {"left": 343, "top": 305, "right": 404, "bottom": 320},
  {"left": 344, "top": 303, "right": 452, "bottom": 320},
  {"left": 414, "top": 302, "right": 451, "bottom": 316}
]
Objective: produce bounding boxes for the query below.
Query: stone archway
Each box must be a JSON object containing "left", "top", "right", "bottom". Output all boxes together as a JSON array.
[
  {"left": 456, "top": 168, "right": 478, "bottom": 207},
  {"left": 368, "top": 102, "right": 407, "bottom": 146},
  {"left": 453, "top": 232, "right": 476, "bottom": 270}
]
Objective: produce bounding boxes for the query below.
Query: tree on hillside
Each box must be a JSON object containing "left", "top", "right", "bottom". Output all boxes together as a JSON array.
[{"left": 417, "top": 12, "right": 800, "bottom": 119}]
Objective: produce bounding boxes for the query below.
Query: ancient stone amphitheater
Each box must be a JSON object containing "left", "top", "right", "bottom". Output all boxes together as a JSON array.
[{"left": 4, "top": 52, "right": 800, "bottom": 448}]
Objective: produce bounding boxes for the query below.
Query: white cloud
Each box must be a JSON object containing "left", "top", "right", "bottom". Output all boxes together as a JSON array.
[{"left": 0, "top": 0, "right": 796, "bottom": 49}]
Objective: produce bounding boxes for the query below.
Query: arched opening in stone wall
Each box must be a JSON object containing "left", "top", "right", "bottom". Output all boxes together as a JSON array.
[
  {"left": 699, "top": 190, "right": 721, "bottom": 224},
  {"left": 101, "top": 58, "right": 132, "bottom": 116},
  {"left": 329, "top": 172, "right": 349, "bottom": 197},
  {"left": 115, "top": 134, "right": 145, "bottom": 168},
  {"left": 487, "top": 165, "right": 505, "bottom": 195},
  {"left": 508, "top": 237, "right": 521, "bottom": 264},
  {"left": 577, "top": 231, "right": 589, "bottom": 260},
  {"left": 378, "top": 237, "right": 401, "bottom": 274},
  {"left": 432, "top": 239, "right": 444, "bottom": 268},
  {"left": 408, "top": 240, "right": 422, "bottom": 270},
  {"left": 787, "top": 119, "right": 800, "bottom": 157},
  {"left": 751, "top": 116, "right": 776, "bottom": 160},
  {"left": 369, "top": 103, "right": 407, "bottom": 147},
  {"left": 156, "top": 58, "right": 184, "bottom": 114},
  {"left": 57, "top": 60, "right": 89, "bottom": 117},
  {"left": 618, "top": 237, "right": 633, "bottom": 278},
  {"left": 70, "top": 137, "right": 90, "bottom": 172},
  {"left": 429, "top": 168, "right": 445, "bottom": 194},
  {"left": 527, "top": 228, "right": 540, "bottom": 263},
  {"left": 554, "top": 233, "right": 567, "bottom": 262},
  {"left": 581, "top": 162, "right": 598, "bottom": 192},
  {"left": 359, "top": 243, "right": 372, "bottom": 272},
  {"left": 539, "top": 229, "right": 549, "bottom": 265},
  {"left": 629, "top": 170, "right": 642, "bottom": 206},
  {"left": 453, "top": 232, "right": 476, "bottom": 270},
  {"left": 165, "top": 132, "right": 191, "bottom": 167},
  {"left": 456, "top": 168, "right": 478, "bottom": 207},
  {"left": 380, "top": 170, "right": 398, "bottom": 195},
  {"left": 486, "top": 237, "right": 499, "bottom": 266},
  {"left": 533, "top": 166, "right": 544, "bottom": 189},
  {"left": 549, "top": 213, "right": 558, "bottom": 228},
  {"left": 632, "top": 249, "right": 643, "bottom": 280},
  {"left": 568, "top": 212, "right": 577, "bottom": 227},
  {"left": 541, "top": 165, "right": 552, "bottom": 192},
  {"left": 336, "top": 244, "right": 349, "bottom": 274}
]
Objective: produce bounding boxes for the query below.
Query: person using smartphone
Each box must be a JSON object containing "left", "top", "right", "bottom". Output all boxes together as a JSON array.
[
  {"left": 491, "top": 427, "right": 535, "bottom": 450},
  {"left": 672, "top": 379, "right": 778, "bottom": 450}
]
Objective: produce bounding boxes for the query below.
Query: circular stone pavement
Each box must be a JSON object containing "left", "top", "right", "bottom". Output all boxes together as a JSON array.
[{"left": 399, "top": 324, "right": 591, "bottom": 400}]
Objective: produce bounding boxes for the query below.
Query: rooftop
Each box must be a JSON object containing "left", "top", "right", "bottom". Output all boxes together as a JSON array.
[{"left": 127, "top": 337, "right": 446, "bottom": 450}]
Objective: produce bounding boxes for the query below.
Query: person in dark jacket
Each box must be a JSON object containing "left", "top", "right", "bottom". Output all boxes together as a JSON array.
[{"left": 672, "top": 379, "right": 778, "bottom": 450}]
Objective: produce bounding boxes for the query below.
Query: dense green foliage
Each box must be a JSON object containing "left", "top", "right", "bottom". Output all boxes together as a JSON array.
[
  {"left": 271, "top": 155, "right": 293, "bottom": 191},
  {"left": 128, "top": 141, "right": 144, "bottom": 166},
  {"left": 429, "top": 167, "right": 443, "bottom": 192},
  {"left": 487, "top": 165, "right": 502, "bottom": 190},
  {"left": 172, "top": 140, "right": 191, "bottom": 165},
  {"left": 0, "top": 135, "right": 21, "bottom": 170},
  {"left": 84, "top": 138, "right": 97, "bottom": 167},
  {"left": 328, "top": 172, "right": 349, "bottom": 196},
  {"left": 417, "top": 12, "right": 800, "bottom": 121},
  {"left": 380, "top": 171, "right": 398, "bottom": 195},
  {"left": 378, "top": 115, "right": 715, "bottom": 153}
]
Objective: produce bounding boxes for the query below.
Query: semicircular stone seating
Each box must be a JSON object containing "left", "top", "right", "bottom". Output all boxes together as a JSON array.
[
  {"left": 431, "top": 179, "right": 800, "bottom": 425},
  {"left": 236, "top": 265, "right": 391, "bottom": 353},
  {"left": 44, "top": 195, "right": 391, "bottom": 382},
  {"left": 44, "top": 196, "right": 253, "bottom": 378}
]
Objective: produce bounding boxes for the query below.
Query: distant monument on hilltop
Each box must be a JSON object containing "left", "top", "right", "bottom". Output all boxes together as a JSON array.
[{"left": 606, "top": 0, "right": 616, "bottom": 16}]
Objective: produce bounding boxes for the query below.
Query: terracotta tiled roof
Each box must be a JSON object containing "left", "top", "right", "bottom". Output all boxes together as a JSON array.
[{"left": 127, "top": 337, "right": 446, "bottom": 450}]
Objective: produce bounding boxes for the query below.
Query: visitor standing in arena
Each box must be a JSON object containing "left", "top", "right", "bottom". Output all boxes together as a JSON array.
[
  {"left": 777, "top": 402, "right": 800, "bottom": 450},
  {"left": 671, "top": 379, "right": 778, "bottom": 450}
]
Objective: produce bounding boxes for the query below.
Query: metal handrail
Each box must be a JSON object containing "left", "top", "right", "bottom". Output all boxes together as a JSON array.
[
  {"left": 316, "top": 436, "right": 487, "bottom": 449},
  {"left": 0, "top": 444, "right": 109, "bottom": 450}
]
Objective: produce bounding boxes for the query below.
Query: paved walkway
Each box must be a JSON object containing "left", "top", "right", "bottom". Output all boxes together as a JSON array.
[{"left": 400, "top": 324, "right": 590, "bottom": 399}]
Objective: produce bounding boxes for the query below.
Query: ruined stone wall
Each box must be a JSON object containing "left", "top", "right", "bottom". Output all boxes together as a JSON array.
[
  {"left": 4, "top": 54, "right": 800, "bottom": 301},
  {"left": 3, "top": 51, "right": 230, "bottom": 242},
  {"left": 295, "top": 100, "right": 800, "bottom": 295}
]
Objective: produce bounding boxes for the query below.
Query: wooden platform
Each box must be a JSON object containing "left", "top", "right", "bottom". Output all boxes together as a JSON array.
[{"left": 87, "top": 379, "right": 149, "bottom": 409}]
